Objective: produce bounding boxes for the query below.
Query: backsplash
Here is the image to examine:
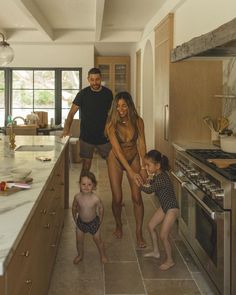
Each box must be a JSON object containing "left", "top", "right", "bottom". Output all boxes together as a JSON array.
[{"left": 223, "top": 58, "right": 236, "bottom": 133}]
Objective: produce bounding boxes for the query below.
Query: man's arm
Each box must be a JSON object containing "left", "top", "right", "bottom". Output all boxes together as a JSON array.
[{"left": 61, "top": 103, "right": 79, "bottom": 137}]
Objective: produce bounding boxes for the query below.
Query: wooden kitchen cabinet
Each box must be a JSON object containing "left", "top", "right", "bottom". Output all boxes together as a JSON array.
[
  {"left": 154, "top": 14, "right": 222, "bottom": 166},
  {"left": 3, "top": 150, "right": 67, "bottom": 295},
  {"left": 95, "top": 56, "right": 130, "bottom": 95}
]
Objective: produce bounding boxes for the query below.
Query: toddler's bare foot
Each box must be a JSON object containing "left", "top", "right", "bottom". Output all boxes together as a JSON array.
[
  {"left": 73, "top": 255, "right": 82, "bottom": 264},
  {"left": 159, "top": 261, "right": 175, "bottom": 271},
  {"left": 144, "top": 251, "right": 160, "bottom": 258},
  {"left": 101, "top": 256, "right": 109, "bottom": 264},
  {"left": 113, "top": 226, "right": 123, "bottom": 239}
]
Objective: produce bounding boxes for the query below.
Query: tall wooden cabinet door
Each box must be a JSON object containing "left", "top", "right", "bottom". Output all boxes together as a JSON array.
[
  {"left": 97, "top": 62, "right": 112, "bottom": 90},
  {"left": 154, "top": 14, "right": 173, "bottom": 159}
]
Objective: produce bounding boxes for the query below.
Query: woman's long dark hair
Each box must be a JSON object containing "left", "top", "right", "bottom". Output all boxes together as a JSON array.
[
  {"left": 145, "top": 149, "right": 170, "bottom": 171},
  {"left": 105, "top": 91, "right": 139, "bottom": 134}
]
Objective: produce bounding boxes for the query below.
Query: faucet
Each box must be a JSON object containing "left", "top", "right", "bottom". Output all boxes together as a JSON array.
[{"left": 12, "top": 116, "right": 26, "bottom": 125}]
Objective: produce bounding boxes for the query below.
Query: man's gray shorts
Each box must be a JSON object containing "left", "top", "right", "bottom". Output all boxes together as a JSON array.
[{"left": 79, "top": 139, "right": 111, "bottom": 159}]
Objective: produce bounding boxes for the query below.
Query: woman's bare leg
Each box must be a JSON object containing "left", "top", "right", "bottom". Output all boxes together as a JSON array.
[
  {"left": 93, "top": 229, "right": 108, "bottom": 263},
  {"left": 73, "top": 228, "right": 85, "bottom": 264},
  {"left": 159, "top": 208, "right": 179, "bottom": 270},
  {"left": 144, "top": 207, "right": 165, "bottom": 258},
  {"left": 107, "top": 152, "right": 124, "bottom": 238},
  {"left": 127, "top": 157, "right": 145, "bottom": 248}
]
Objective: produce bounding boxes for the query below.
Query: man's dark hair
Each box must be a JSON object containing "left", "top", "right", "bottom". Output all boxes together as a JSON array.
[{"left": 88, "top": 67, "right": 101, "bottom": 76}]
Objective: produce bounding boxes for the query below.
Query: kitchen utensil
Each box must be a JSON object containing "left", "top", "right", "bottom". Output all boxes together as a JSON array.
[
  {"left": 220, "top": 136, "right": 236, "bottom": 153},
  {"left": 217, "top": 117, "right": 229, "bottom": 133},
  {"left": 6, "top": 182, "right": 31, "bottom": 189},
  {"left": 203, "top": 116, "right": 216, "bottom": 132},
  {"left": 208, "top": 158, "right": 236, "bottom": 168}
]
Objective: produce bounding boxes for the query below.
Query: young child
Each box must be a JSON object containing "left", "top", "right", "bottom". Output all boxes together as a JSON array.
[
  {"left": 72, "top": 171, "right": 108, "bottom": 264},
  {"left": 139, "top": 149, "right": 179, "bottom": 271}
]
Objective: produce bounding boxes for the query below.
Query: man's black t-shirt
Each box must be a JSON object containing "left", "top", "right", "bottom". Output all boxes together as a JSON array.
[{"left": 73, "top": 86, "right": 113, "bottom": 144}]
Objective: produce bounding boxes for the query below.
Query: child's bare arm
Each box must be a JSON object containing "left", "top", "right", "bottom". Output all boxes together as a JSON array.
[
  {"left": 97, "top": 198, "right": 104, "bottom": 223},
  {"left": 72, "top": 197, "right": 78, "bottom": 223}
]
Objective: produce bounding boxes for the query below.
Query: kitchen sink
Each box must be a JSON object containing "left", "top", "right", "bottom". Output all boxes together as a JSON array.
[{"left": 15, "top": 145, "right": 54, "bottom": 151}]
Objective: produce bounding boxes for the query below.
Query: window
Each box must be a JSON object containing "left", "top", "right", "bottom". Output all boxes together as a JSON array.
[
  {"left": 1, "top": 68, "right": 81, "bottom": 127},
  {"left": 0, "top": 70, "right": 4, "bottom": 126}
]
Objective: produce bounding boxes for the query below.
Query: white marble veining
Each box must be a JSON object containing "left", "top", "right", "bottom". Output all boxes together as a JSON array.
[{"left": 0, "top": 135, "right": 69, "bottom": 275}]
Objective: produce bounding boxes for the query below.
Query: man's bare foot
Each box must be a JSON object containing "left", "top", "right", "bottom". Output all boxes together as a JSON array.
[
  {"left": 159, "top": 261, "right": 175, "bottom": 271},
  {"left": 144, "top": 251, "right": 160, "bottom": 258},
  {"left": 101, "top": 256, "right": 109, "bottom": 264},
  {"left": 113, "top": 227, "right": 123, "bottom": 239},
  {"left": 73, "top": 255, "right": 82, "bottom": 264}
]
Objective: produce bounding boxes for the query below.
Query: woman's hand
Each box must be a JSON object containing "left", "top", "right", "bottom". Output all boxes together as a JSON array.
[{"left": 132, "top": 172, "right": 144, "bottom": 187}]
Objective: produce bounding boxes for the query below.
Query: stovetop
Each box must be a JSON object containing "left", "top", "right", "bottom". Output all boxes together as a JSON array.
[{"left": 186, "top": 149, "right": 236, "bottom": 181}]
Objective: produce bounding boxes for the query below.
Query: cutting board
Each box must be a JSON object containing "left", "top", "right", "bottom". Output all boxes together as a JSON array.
[
  {"left": 0, "top": 178, "right": 33, "bottom": 196},
  {"left": 207, "top": 159, "right": 236, "bottom": 168}
]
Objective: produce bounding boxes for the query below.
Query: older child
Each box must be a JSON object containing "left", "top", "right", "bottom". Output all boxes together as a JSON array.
[
  {"left": 139, "top": 150, "right": 179, "bottom": 271},
  {"left": 72, "top": 171, "right": 108, "bottom": 264}
]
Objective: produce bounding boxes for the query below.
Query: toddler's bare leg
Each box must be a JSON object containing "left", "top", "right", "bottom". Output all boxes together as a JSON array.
[
  {"left": 73, "top": 228, "right": 84, "bottom": 264},
  {"left": 159, "top": 208, "right": 179, "bottom": 270},
  {"left": 93, "top": 229, "right": 108, "bottom": 263},
  {"left": 144, "top": 208, "right": 165, "bottom": 258}
]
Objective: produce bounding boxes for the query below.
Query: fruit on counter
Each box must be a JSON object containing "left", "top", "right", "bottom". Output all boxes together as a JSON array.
[{"left": 0, "top": 181, "right": 7, "bottom": 191}]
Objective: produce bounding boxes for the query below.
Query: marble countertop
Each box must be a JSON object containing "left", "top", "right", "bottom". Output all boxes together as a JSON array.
[
  {"left": 172, "top": 140, "right": 220, "bottom": 152},
  {"left": 0, "top": 135, "right": 69, "bottom": 275}
]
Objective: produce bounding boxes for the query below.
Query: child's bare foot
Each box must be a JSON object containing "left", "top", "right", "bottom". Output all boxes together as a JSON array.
[
  {"left": 159, "top": 261, "right": 175, "bottom": 271},
  {"left": 101, "top": 256, "right": 109, "bottom": 264},
  {"left": 144, "top": 251, "right": 160, "bottom": 258},
  {"left": 73, "top": 255, "right": 82, "bottom": 264},
  {"left": 113, "top": 226, "right": 123, "bottom": 239}
]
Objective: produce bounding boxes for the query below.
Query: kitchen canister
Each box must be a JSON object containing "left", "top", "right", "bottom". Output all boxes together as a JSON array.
[{"left": 220, "top": 135, "right": 236, "bottom": 153}]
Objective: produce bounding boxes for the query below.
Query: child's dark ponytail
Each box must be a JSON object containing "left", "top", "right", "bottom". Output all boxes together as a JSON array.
[{"left": 145, "top": 149, "right": 170, "bottom": 171}]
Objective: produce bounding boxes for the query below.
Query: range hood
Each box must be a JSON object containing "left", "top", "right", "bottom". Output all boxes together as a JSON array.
[{"left": 171, "top": 17, "right": 236, "bottom": 62}]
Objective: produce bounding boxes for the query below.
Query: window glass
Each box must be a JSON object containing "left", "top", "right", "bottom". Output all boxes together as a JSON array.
[
  {"left": 61, "top": 70, "right": 80, "bottom": 124},
  {"left": 0, "top": 70, "right": 5, "bottom": 126}
]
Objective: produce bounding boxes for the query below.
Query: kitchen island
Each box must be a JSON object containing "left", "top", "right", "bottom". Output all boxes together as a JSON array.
[{"left": 0, "top": 135, "right": 69, "bottom": 295}]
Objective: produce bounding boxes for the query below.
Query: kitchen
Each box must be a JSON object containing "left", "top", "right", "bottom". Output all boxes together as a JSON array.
[{"left": 1, "top": 0, "right": 236, "bottom": 294}]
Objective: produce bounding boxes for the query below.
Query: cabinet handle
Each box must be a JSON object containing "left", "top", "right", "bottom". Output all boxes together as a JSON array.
[
  {"left": 21, "top": 250, "right": 30, "bottom": 257},
  {"left": 44, "top": 223, "right": 50, "bottom": 229},
  {"left": 49, "top": 211, "right": 56, "bottom": 215},
  {"left": 40, "top": 209, "right": 47, "bottom": 214},
  {"left": 25, "top": 279, "right": 32, "bottom": 284},
  {"left": 164, "top": 104, "right": 169, "bottom": 141},
  {"left": 50, "top": 244, "right": 56, "bottom": 247}
]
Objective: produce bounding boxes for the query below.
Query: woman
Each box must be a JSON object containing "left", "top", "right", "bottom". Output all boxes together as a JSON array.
[{"left": 105, "top": 91, "right": 147, "bottom": 248}]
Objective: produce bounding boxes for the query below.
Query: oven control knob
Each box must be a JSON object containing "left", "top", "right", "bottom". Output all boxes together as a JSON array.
[
  {"left": 213, "top": 189, "right": 224, "bottom": 200},
  {"left": 189, "top": 171, "right": 200, "bottom": 177},
  {"left": 198, "top": 178, "right": 210, "bottom": 185}
]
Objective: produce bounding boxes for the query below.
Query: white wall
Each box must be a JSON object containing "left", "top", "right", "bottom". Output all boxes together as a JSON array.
[{"left": 7, "top": 44, "right": 94, "bottom": 87}]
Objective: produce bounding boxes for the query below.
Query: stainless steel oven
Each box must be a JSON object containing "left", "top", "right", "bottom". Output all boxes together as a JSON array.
[{"left": 172, "top": 150, "right": 233, "bottom": 295}]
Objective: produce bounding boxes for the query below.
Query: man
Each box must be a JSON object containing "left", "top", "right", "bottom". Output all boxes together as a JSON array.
[{"left": 62, "top": 67, "right": 113, "bottom": 173}]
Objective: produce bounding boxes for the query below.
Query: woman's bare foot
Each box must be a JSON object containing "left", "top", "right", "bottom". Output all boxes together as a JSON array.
[
  {"left": 137, "top": 238, "right": 146, "bottom": 248},
  {"left": 144, "top": 251, "right": 160, "bottom": 258},
  {"left": 101, "top": 256, "right": 109, "bottom": 264},
  {"left": 73, "top": 255, "right": 83, "bottom": 264},
  {"left": 159, "top": 261, "right": 175, "bottom": 271},
  {"left": 113, "top": 226, "right": 123, "bottom": 239}
]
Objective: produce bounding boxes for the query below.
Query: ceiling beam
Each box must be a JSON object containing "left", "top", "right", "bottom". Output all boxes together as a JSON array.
[
  {"left": 95, "top": 0, "right": 105, "bottom": 42},
  {"left": 11, "top": 0, "right": 54, "bottom": 41}
]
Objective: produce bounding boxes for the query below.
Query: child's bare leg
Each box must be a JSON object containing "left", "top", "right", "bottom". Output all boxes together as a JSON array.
[
  {"left": 93, "top": 229, "right": 108, "bottom": 263},
  {"left": 159, "top": 208, "right": 179, "bottom": 270},
  {"left": 144, "top": 208, "right": 164, "bottom": 258},
  {"left": 73, "top": 228, "right": 84, "bottom": 264}
]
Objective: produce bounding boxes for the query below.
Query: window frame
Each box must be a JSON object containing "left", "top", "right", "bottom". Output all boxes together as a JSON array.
[{"left": 1, "top": 67, "right": 82, "bottom": 127}]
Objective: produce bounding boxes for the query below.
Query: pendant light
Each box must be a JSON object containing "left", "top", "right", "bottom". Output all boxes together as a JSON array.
[{"left": 0, "top": 32, "right": 14, "bottom": 66}]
